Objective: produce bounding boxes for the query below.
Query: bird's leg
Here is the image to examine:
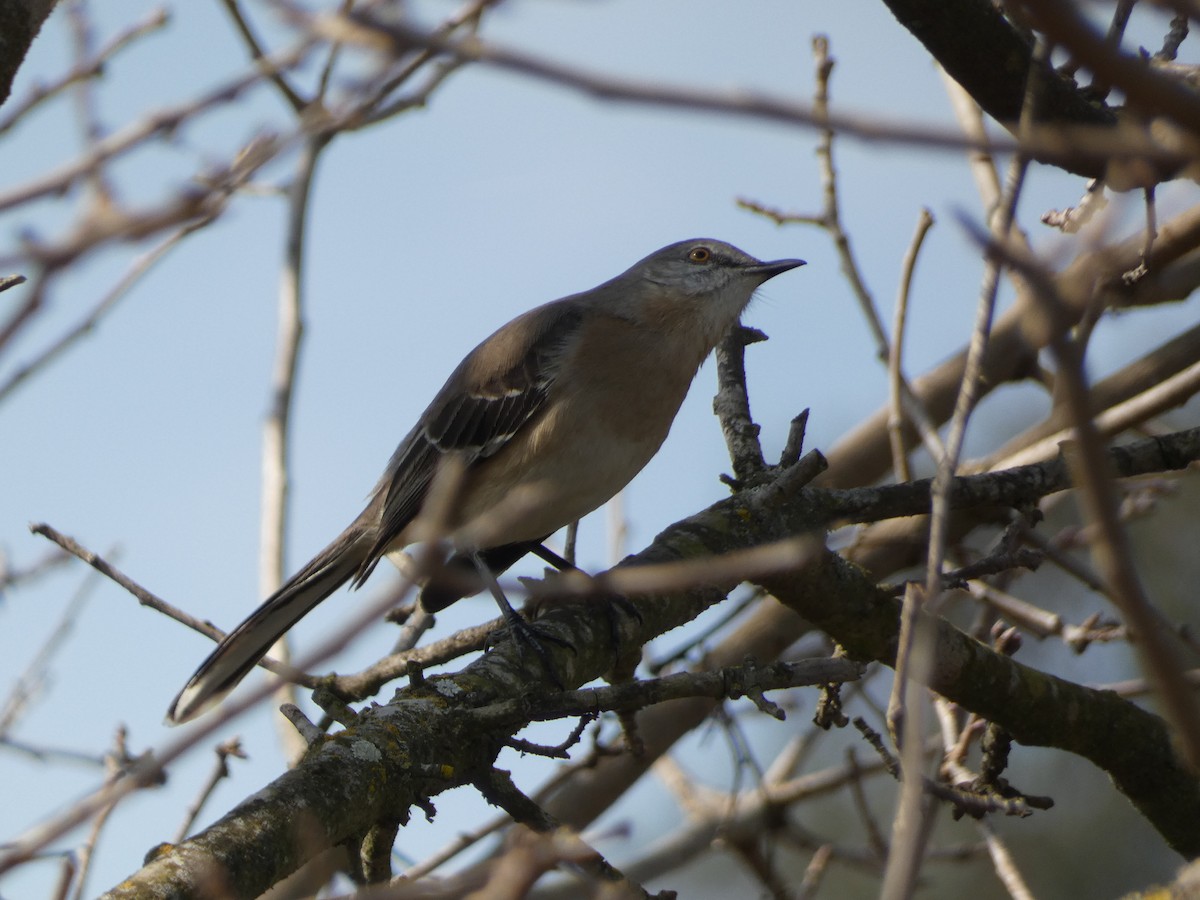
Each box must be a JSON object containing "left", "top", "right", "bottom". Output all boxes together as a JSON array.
[
  {"left": 470, "top": 548, "right": 528, "bottom": 635},
  {"left": 529, "top": 543, "right": 576, "bottom": 572},
  {"left": 469, "top": 550, "right": 571, "bottom": 688}
]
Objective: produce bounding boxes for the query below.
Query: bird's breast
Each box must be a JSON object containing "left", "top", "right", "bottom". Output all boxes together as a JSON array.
[{"left": 452, "top": 316, "right": 710, "bottom": 548}]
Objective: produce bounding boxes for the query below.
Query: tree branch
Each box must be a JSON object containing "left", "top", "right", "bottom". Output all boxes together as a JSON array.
[{"left": 94, "top": 425, "right": 1200, "bottom": 895}]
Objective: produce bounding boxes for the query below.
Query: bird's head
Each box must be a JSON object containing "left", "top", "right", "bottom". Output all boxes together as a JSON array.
[{"left": 619, "top": 238, "right": 805, "bottom": 339}]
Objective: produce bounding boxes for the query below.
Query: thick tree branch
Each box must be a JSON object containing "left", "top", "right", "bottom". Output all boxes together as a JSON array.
[
  {"left": 880, "top": 0, "right": 1116, "bottom": 148},
  {"left": 1016, "top": 0, "right": 1200, "bottom": 137},
  {"left": 763, "top": 549, "right": 1200, "bottom": 857},
  {"left": 97, "top": 426, "right": 1200, "bottom": 895},
  {"left": 0, "top": 0, "right": 58, "bottom": 108}
]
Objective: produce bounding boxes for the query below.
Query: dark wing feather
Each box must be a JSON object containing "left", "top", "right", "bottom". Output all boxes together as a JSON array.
[
  {"left": 170, "top": 301, "right": 589, "bottom": 721},
  {"left": 357, "top": 300, "right": 586, "bottom": 576}
]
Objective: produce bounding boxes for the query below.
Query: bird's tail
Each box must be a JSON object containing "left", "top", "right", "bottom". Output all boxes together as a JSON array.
[{"left": 166, "top": 527, "right": 371, "bottom": 724}]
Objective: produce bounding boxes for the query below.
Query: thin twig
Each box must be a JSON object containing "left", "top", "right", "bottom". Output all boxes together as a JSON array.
[
  {"left": 470, "top": 658, "right": 863, "bottom": 731},
  {"left": 1016, "top": 274, "right": 1200, "bottom": 770},
  {"left": 808, "top": 37, "right": 943, "bottom": 468},
  {"left": 70, "top": 728, "right": 134, "bottom": 900},
  {"left": 795, "top": 843, "right": 835, "bottom": 900},
  {"left": 0, "top": 224, "right": 205, "bottom": 404},
  {"left": 67, "top": 0, "right": 115, "bottom": 205},
  {"left": 961, "top": 220, "right": 1200, "bottom": 767},
  {"left": 0, "top": 547, "right": 108, "bottom": 736},
  {"left": 980, "top": 821, "right": 1035, "bottom": 900},
  {"left": 939, "top": 69, "right": 1001, "bottom": 214},
  {"left": 809, "top": 37, "right": 888, "bottom": 360},
  {"left": 0, "top": 737, "right": 105, "bottom": 767},
  {"left": 0, "top": 38, "right": 316, "bottom": 214},
  {"left": 882, "top": 36, "right": 1042, "bottom": 900},
  {"left": 888, "top": 209, "right": 935, "bottom": 483},
  {"left": 218, "top": 0, "right": 306, "bottom": 111},
  {"left": 173, "top": 739, "right": 247, "bottom": 843},
  {"left": 403, "top": 723, "right": 615, "bottom": 880},
  {"left": 984, "top": 358, "right": 1200, "bottom": 472},
  {"left": 0, "top": 546, "right": 70, "bottom": 591},
  {"left": 298, "top": 6, "right": 1196, "bottom": 174},
  {"left": 315, "top": 0, "right": 354, "bottom": 100},
  {"left": 0, "top": 9, "right": 169, "bottom": 136},
  {"left": 474, "top": 769, "right": 634, "bottom": 889},
  {"left": 357, "top": 0, "right": 499, "bottom": 127},
  {"left": 28, "top": 523, "right": 316, "bottom": 686}
]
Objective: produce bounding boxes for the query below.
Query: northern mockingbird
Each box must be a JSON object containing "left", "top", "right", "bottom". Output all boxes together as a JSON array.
[{"left": 167, "top": 239, "right": 803, "bottom": 723}]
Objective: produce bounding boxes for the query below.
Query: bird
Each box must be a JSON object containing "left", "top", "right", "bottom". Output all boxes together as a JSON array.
[{"left": 166, "top": 239, "right": 804, "bottom": 723}]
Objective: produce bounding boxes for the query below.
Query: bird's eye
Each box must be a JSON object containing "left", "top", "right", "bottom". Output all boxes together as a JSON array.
[{"left": 688, "top": 247, "right": 712, "bottom": 263}]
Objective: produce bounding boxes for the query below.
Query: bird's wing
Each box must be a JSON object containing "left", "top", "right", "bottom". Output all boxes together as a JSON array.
[
  {"left": 167, "top": 301, "right": 588, "bottom": 723},
  {"left": 360, "top": 299, "right": 587, "bottom": 572}
]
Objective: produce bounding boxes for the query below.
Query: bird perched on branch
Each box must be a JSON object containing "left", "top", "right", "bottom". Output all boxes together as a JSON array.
[{"left": 167, "top": 238, "right": 804, "bottom": 723}]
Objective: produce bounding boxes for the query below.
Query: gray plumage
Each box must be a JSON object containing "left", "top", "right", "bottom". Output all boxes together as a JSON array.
[{"left": 166, "top": 239, "right": 803, "bottom": 723}]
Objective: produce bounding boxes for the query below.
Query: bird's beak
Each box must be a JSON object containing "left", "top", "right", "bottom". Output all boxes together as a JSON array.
[{"left": 746, "top": 258, "right": 806, "bottom": 281}]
